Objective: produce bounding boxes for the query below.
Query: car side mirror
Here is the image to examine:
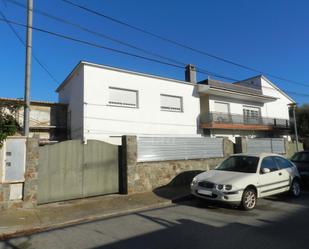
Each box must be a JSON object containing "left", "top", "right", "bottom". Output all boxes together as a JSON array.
[{"left": 261, "top": 168, "right": 271, "bottom": 174}]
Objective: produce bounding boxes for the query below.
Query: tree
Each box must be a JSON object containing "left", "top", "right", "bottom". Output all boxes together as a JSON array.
[{"left": 0, "top": 103, "right": 20, "bottom": 147}]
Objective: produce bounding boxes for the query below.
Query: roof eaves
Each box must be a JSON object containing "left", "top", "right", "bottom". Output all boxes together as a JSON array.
[
  {"left": 55, "top": 61, "right": 84, "bottom": 92},
  {"left": 260, "top": 75, "right": 296, "bottom": 103},
  {"left": 208, "top": 86, "right": 277, "bottom": 100}
]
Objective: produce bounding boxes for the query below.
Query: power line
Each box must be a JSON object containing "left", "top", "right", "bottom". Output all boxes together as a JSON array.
[
  {"left": 61, "top": 0, "right": 309, "bottom": 88},
  {"left": 5, "top": 0, "right": 236, "bottom": 81},
  {"left": 5, "top": 0, "right": 185, "bottom": 67},
  {"left": 1, "top": 17, "right": 308, "bottom": 98},
  {"left": 0, "top": 17, "right": 185, "bottom": 69},
  {"left": 0, "top": 7, "right": 58, "bottom": 83}
]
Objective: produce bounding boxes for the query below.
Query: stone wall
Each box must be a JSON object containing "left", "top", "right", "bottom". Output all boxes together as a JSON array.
[
  {"left": 122, "top": 136, "right": 233, "bottom": 194},
  {"left": 0, "top": 138, "right": 39, "bottom": 210},
  {"left": 23, "top": 138, "right": 39, "bottom": 208}
]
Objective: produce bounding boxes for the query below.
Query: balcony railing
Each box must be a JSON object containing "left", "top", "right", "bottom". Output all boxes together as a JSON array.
[{"left": 200, "top": 112, "right": 290, "bottom": 129}]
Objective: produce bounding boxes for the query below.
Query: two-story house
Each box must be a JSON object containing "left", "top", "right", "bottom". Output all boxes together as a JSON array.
[
  {"left": 197, "top": 74, "right": 294, "bottom": 142},
  {"left": 56, "top": 61, "right": 201, "bottom": 145},
  {"left": 57, "top": 61, "right": 294, "bottom": 145}
]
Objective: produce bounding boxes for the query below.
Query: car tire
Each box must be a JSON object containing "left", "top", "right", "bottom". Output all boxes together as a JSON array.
[
  {"left": 290, "top": 179, "right": 301, "bottom": 197},
  {"left": 240, "top": 188, "right": 257, "bottom": 211}
]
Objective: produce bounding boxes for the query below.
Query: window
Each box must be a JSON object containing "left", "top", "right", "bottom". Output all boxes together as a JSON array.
[
  {"left": 214, "top": 102, "right": 230, "bottom": 123},
  {"left": 291, "top": 152, "right": 309, "bottom": 162},
  {"left": 274, "top": 156, "right": 293, "bottom": 169},
  {"left": 108, "top": 87, "right": 138, "bottom": 108},
  {"left": 216, "top": 156, "right": 259, "bottom": 173},
  {"left": 260, "top": 157, "right": 278, "bottom": 173},
  {"left": 215, "top": 102, "right": 229, "bottom": 113},
  {"left": 160, "top": 94, "right": 183, "bottom": 112},
  {"left": 243, "top": 106, "right": 261, "bottom": 124}
]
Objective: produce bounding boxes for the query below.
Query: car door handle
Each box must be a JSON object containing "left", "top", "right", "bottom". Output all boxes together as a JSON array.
[{"left": 279, "top": 172, "right": 282, "bottom": 176}]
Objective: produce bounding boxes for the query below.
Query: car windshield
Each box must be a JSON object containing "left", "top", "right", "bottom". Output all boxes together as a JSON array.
[
  {"left": 216, "top": 156, "right": 259, "bottom": 173},
  {"left": 291, "top": 152, "right": 309, "bottom": 162}
]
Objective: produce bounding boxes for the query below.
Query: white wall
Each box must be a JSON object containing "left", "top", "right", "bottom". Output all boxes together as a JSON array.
[
  {"left": 232, "top": 76, "right": 293, "bottom": 120},
  {"left": 83, "top": 64, "right": 201, "bottom": 145},
  {"left": 208, "top": 95, "right": 264, "bottom": 115},
  {"left": 260, "top": 77, "right": 292, "bottom": 120},
  {"left": 208, "top": 80, "right": 292, "bottom": 121},
  {"left": 209, "top": 129, "right": 268, "bottom": 143},
  {"left": 0, "top": 143, "right": 4, "bottom": 182},
  {"left": 58, "top": 67, "right": 84, "bottom": 139}
]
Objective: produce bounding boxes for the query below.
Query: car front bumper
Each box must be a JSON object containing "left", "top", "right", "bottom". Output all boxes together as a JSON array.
[{"left": 191, "top": 184, "right": 243, "bottom": 204}]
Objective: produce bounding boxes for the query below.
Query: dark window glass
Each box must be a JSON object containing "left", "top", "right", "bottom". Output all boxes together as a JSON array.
[
  {"left": 260, "top": 157, "right": 278, "bottom": 173},
  {"left": 274, "top": 156, "right": 293, "bottom": 169},
  {"left": 291, "top": 152, "right": 309, "bottom": 162},
  {"left": 216, "top": 156, "right": 259, "bottom": 173}
]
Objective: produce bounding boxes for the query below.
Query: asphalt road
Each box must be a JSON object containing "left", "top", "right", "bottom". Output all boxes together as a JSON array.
[{"left": 1, "top": 190, "right": 309, "bottom": 249}]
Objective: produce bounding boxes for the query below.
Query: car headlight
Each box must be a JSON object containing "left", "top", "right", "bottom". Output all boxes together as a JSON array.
[
  {"left": 216, "top": 184, "right": 232, "bottom": 191},
  {"left": 191, "top": 177, "right": 198, "bottom": 185},
  {"left": 217, "top": 184, "right": 224, "bottom": 190},
  {"left": 224, "top": 185, "right": 232, "bottom": 191}
]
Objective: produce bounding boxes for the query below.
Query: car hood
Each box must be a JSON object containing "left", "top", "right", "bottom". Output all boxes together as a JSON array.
[{"left": 196, "top": 170, "right": 256, "bottom": 186}]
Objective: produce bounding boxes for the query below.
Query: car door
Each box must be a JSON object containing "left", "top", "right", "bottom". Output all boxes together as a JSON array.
[
  {"left": 273, "top": 156, "right": 293, "bottom": 192},
  {"left": 257, "top": 156, "right": 288, "bottom": 197}
]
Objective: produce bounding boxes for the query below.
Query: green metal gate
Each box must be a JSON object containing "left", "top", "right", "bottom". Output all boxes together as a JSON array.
[{"left": 37, "top": 140, "right": 119, "bottom": 204}]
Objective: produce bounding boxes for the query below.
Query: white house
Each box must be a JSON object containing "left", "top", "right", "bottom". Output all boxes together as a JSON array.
[
  {"left": 56, "top": 61, "right": 201, "bottom": 145},
  {"left": 198, "top": 75, "right": 295, "bottom": 142},
  {"left": 57, "top": 61, "right": 294, "bottom": 145}
]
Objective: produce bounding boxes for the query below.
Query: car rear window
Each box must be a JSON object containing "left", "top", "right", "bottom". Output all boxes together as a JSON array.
[{"left": 216, "top": 156, "right": 259, "bottom": 173}]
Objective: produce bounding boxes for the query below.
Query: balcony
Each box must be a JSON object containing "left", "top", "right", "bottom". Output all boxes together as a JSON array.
[{"left": 200, "top": 112, "right": 290, "bottom": 131}]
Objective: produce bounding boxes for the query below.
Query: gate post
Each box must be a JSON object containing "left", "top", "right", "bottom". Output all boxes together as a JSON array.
[
  {"left": 23, "top": 138, "right": 39, "bottom": 208},
  {"left": 120, "top": 136, "right": 138, "bottom": 194}
]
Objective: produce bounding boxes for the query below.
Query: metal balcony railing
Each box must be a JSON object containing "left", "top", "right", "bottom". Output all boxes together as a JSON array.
[{"left": 200, "top": 112, "right": 290, "bottom": 128}]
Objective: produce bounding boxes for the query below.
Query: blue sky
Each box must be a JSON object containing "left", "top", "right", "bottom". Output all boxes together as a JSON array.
[{"left": 0, "top": 0, "right": 308, "bottom": 104}]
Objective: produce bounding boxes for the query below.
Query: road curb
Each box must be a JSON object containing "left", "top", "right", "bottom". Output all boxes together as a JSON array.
[{"left": 0, "top": 194, "right": 192, "bottom": 240}]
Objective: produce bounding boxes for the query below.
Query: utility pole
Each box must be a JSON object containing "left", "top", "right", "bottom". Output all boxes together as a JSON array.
[
  {"left": 289, "top": 103, "right": 299, "bottom": 152},
  {"left": 23, "top": 0, "right": 33, "bottom": 137}
]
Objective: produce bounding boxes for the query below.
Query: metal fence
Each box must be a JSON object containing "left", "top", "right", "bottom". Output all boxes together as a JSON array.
[
  {"left": 137, "top": 137, "right": 224, "bottom": 162},
  {"left": 247, "top": 138, "right": 286, "bottom": 155},
  {"left": 200, "top": 112, "right": 290, "bottom": 128}
]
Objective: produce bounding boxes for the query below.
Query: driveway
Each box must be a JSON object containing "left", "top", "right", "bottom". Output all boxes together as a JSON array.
[{"left": 1, "top": 189, "right": 309, "bottom": 249}]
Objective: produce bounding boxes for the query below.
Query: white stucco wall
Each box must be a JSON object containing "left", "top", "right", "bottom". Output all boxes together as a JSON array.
[
  {"left": 208, "top": 95, "right": 264, "bottom": 115},
  {"left": 65, "top": 63, "right": 201, "bottom": 145},
  {"left": 208, "top": 78, "right": 293, "bottom": 120},
  {"left": 58, "top": 67, "right": 84, "bottom": 139},
  {"left": 260, "top": 77, "right": 293, "bottom": 120}
]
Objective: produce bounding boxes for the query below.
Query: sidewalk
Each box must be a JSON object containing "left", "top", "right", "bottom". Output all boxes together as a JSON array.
[{"left": 0, "top": 186, "right": 191, "bottom": 240}]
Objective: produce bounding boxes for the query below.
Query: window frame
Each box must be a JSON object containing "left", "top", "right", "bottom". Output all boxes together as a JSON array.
[
  {"left": 108, "top": 86, "right": 139, "bottom": 109},
  {"left": 160, "top": 94, "right": 183, "bottom": 113}
]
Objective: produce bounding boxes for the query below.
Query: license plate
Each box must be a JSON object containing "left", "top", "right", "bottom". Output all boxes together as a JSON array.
[{"left": 197, "top": 189, "right": 212, "bottom": 196}]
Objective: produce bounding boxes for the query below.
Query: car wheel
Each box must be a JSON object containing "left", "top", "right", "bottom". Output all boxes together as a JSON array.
[
  {"left": 240, "top": 188, "right": 257, "bottom": 211},
  {"left": 290, "top": 179, "right": 301, "bottom": 197}
]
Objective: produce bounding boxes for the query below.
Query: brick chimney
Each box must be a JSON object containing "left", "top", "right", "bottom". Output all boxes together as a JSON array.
[{"left": 185, "top": 64, "right": 196, "bottom": 83}]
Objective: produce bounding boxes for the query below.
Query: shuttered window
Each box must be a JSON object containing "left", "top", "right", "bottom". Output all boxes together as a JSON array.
[
  {"left": 108, "top": 87, "right": 138, "bottom": 108},
  {"left": 215, "top": 102, "right": 229, "bottom": 113},
  {"left": 160, "top": 94, "right": 183, "bottom": 112}
]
